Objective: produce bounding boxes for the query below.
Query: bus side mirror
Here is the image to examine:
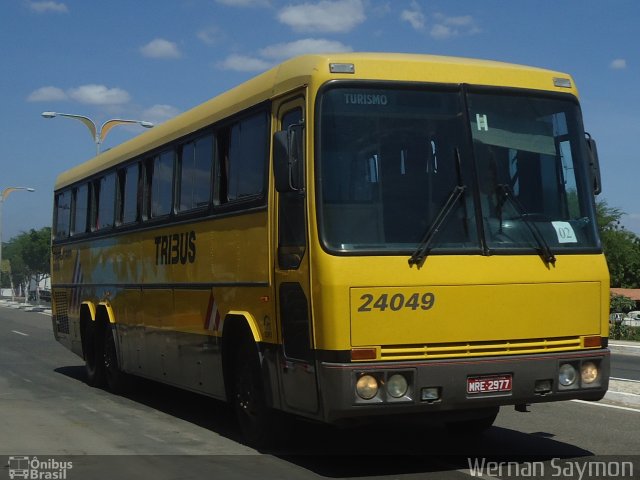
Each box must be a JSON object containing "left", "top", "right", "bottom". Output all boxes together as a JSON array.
[
  {"left": 274, "top": 124, "right": 304, "bottom": 193},
  {"left": 585, "top": 133, "right": 602, "bottom": 195}
]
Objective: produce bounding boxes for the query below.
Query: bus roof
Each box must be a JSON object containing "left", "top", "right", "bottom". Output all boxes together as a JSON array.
[{"left": 54, "top": 52, "right": 576, "bottom": 190}]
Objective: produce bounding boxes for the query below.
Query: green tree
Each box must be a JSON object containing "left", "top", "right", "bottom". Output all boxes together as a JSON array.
[
  {"left": 2, "top": 227, "right": 51, "bottom": 299},
  {"left": 596, "top": 200, "right": 640, "bottom": 288},
  {"left": 610, "top": 294, "right": 636, "bottom": 313}
]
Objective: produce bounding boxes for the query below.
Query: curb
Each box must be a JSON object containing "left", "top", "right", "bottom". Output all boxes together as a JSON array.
[
  {"left": 604, "top": 379, "right": 640, "bottom": 408},
  {"left": 610, "top": 342, "right": 640, "bottom": 357}
]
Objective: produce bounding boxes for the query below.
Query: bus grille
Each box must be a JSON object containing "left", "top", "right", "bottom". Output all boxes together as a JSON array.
[
  {"left": 53, "top": 291, "right": 70, "bottom": 334},
  {"left": 379, "top": 337, "right": 582, "bottom": 360}
]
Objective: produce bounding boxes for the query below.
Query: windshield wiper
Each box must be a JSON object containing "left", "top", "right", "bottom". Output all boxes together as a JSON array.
[
  {"left": 408, "top": 148, "right": 466, "bottom": 267},
  {"left": 496, "top": 184, "right": 556, "bottom": 266}
]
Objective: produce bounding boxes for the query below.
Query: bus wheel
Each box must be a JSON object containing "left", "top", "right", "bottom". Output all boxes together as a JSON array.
[
  {"left": 84, "top": 322, "right": 106, "bottom": 387},
  {"left": 445, "top": 407, "right": 499, "bottom": 435},
  {"left": 233, "top": 337, "right": 276, "bottom": 448},
  {"left": 103, "top": 326, "right": 127, "bottom": 393}
]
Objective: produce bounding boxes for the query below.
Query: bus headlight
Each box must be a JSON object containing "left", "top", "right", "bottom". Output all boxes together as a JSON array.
[
  {"left": 356, "top": 374, "right": 379, "bottom": 400},
  {"left": 558, "top": 363, "right": 577, "bottom": 387},
  {"left": 581, "top": 361, "right": 599, "bottom": 384},
  {"left": 387, "top": 374, "right": 408, "bottom": 398}
]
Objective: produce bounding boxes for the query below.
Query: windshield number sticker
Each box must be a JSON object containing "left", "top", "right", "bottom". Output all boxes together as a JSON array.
[
  {"left": 358, "top": 292, "right": 435, "bottom": 312},
  {"left": 551, "top": 221, "right": 577, "bottom": 244}
]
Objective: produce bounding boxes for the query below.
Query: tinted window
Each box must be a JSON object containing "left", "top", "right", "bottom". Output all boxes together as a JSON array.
[
  {"left": 150, "top": 151, "right": 174, "bottom": 217},
  {"left": 72, "top": 183, "right": 88, "bottom": 235},
  {"left": 55, "top": 190, "right": 71, "bottom": 239},
  {"left": 97, "top": 173, "right": 116, "bottom": 230},
  {"left": 178, "top": 134, "right": 213, "bottom": 212},
  {"left": 119, "top": 163, "right": 140, "bottom": 225},
  {"left": 226, "top": 112, "right": 268, "bottom": 201}
]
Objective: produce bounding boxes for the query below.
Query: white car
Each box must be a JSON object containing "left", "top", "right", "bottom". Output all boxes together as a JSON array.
[{"left": 622, "top": 311, "right": 640, "bottom": 327}]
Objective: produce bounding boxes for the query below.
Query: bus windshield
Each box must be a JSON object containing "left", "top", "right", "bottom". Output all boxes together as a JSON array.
[{"left": 317, "top": 85, "right": 599, "bottom": 255}]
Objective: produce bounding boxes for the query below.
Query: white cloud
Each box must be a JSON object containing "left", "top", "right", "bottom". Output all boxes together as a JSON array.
[
  {"left": 400, "top": 1, "right": 425, "bottom": 31},
  {"left": 215, "top": 0, "right": 270, "bottom": 6},
  {"left": 278, "top": 0, "right": 365, "bottom": 33},
  {"left": 259, "top": 38, "right": 352, "bottom": 61},
  {"left": 197, "top": 26, "right": 224, "bottom": 45},
  {"left": 27, "top": 1, "right": 68, "bottom": 13},
  {"left": 67, "top": 85, "right": 131, "bottom": 105},
  {"left": 140, "top": 38, "right": 182, "bottom": 59},
  {"left": 27, "top": 86, "right": 67, "bottom": 102},
  {"left": 218, "top": 54, "right": 272, "bottom": 72},
  {"left": 610, "top": 58, "right": 627, "bottom": 70},
  {"left": 430, "top": 13, "right": 480, "bottom": 39},
  {"left": 141, "top": 104, "right": 181, "bottom": 124},
  {"left": 218, "top": 38, "right": 353, "bottom": 73}
]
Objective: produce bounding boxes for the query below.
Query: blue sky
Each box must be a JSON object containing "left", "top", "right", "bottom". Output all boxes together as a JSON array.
[{"left": 1, "top": 0, "right": 638, "bottom": 240}]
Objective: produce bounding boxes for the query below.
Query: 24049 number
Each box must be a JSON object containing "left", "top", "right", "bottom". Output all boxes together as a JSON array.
[{"left": 357, "top": 292, "right": 435, "bottom": 312}]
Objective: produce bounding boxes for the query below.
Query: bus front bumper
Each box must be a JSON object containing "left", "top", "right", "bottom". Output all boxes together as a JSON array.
[{"left": 318, "top": 349, "right": 610, "bottom": 423}]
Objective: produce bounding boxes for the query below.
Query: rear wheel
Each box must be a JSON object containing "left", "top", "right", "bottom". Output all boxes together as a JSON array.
[
  {"left": 103, "top": 325, "right": 127, "bottom": 393},
  {"left": 84, "top": 321, "right": 106, "bottom": 387}
]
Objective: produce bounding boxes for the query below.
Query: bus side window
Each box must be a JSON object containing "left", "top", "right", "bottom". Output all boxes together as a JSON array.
[
  {"left": 54, "top": 190, "right": 71, "bottom": 239},
  {"left": 216, "top": 111, "right": 269, "bottom": 205},
  {"left": 178, "top": 133, "right": 213, "bottom": 212},
  {"left": 147, "top": 151, "right": 174, "bottom": 218},
  {"left": 71, "top": 183, "right": 88, "bottom": 235},
  {"left": 97, "top": 173, "right": 116, "bottom": 230},
  {"left": 117, "top": 163, "right": 140, "bottom": 225}
]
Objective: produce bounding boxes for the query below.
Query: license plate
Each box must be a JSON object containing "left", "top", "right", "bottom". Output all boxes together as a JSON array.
[{"left": 467, "top": 374, "right": 512, "bottom": 394}]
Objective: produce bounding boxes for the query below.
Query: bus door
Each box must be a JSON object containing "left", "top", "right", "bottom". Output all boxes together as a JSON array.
[{"left": 274, "top": 95, "right": 319, "bottom": 414}]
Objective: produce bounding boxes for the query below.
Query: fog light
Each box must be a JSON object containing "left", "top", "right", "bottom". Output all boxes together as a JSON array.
[
  {"left": 559, "top": 363, "right": 577, "bottom": 387},
  {"left": 581, "top": 361, "right": 599, "bottom": 384},
  {"left": 356, "top": 374, "right": 379, "bottom": 400},
  {"left": 387, "top": 374, "right": 408, "bottom": 398},
  {"left": 535, "top": 379, "right": 552, "bottom": 393},
  {"left": 421, "top": 387, "right": 440, "bottom": 401}
]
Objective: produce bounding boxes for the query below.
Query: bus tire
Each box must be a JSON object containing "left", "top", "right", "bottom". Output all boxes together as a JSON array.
[
  {"left": 84, "top": 321, "right": 106, "bottom": 388},
  {"left": 103, "top": 325, "right": 127, "bottom": 394},
  {"left": 233, "top": 335, "right": 277, "bottom": 448},
  {"left": 445, "top": 407, "right": 499, "bottom": 435}
]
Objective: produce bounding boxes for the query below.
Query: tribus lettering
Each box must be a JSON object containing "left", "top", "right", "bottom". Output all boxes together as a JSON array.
[{"left": 155, "top": 231, "right": 196, "bottom": 265}]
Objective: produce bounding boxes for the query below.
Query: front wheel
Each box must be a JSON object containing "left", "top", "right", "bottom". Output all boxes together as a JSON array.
[{"left": 233, "top": 337, "right": 278, "bottom": 448}]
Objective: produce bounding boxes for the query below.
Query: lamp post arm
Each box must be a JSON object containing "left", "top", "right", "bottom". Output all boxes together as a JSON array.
[{"left": 99, "top": 119, "right": 154, "bottom": 148}]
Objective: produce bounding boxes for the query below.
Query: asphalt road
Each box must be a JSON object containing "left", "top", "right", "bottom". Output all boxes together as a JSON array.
[
  {"left": 611, "top": 352, "right": 640, "bottom": 381},
  {"left": 1, "top": 306, "right": 639, "bottom": 480}
]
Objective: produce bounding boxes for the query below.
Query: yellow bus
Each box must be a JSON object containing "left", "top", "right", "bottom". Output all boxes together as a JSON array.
[{"left": 51, "top": 53, "right": 609, "bottom": 445}]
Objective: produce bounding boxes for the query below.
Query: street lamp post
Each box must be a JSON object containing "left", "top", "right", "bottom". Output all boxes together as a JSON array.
[
  {"left": 0, "top": 187, "right": 35, "bottom": 300},
  {"left": 41, "top": 112, "right": 154, "bottom": 155}
]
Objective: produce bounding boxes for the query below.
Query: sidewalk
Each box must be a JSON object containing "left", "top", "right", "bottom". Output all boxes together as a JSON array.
[
  {"left": 609, "top": 339, "right": 640, "bottom": 356},
  {"left": 0, "top": 299, "right": 52, "bottom": 315},
  {"left": 605, "top": 379, "right": 640, "bottom": 409}
]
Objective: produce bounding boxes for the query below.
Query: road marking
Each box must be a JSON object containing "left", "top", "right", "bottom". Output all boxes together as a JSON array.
[
  {"left": 11, "top": 330, "right": 28, "bottom": 336},
  {"left": 81, "top": 404, "right": 98, "bottom": 413},
  {"left": 143, "top": 434, "right": 166, "bottom": 443},
  {"left": 611, "top": 377, "right": 640, "bottom": 383},
  {"left": 610, "top": 343, "right": 640, "bottom": 349},
  {"left": 572, "top": 399, "right": 640, "bottom": 413},
  {"left": 23, "top": 378, "right": 33, "bottom": 383}
]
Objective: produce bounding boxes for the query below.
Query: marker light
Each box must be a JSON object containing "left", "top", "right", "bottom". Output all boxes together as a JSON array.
[
  {"left": 581, "top": 361, "right": 599, "bottom": 384},
  {"left": 330, "top": 63, "right": 355, "bottom": 74},
  {"left": 356, "top": 374, "right": 378, "bottom": 400}
]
